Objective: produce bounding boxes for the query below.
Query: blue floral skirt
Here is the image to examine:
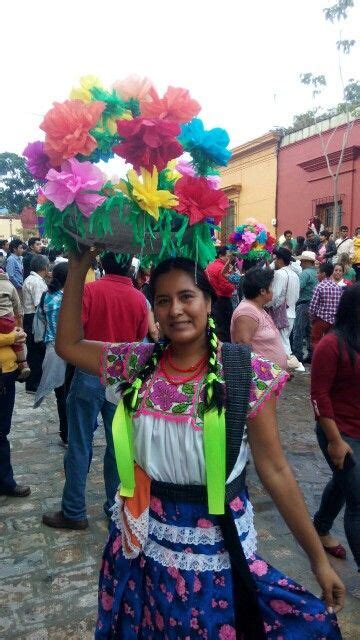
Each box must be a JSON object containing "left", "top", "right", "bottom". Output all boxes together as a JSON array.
[{"left": 95, "top": 490, "right": 342, "bottom": 639}]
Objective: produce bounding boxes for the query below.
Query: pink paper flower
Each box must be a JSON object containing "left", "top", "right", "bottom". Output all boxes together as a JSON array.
[
  {"left": 140, "top": 86, "right": 201, "bottom": 124},
  {"left": 23, "top": 141, "right": 51, "bottom": 180},
  {"left": 113, "top": 75, "right": 154, "bottom": 102},
  {"left": 176, "top": 158, "right": 220, "bottom": 189},
  {"left": 43, "top": 158, "right": 106, "bottom": 217}
]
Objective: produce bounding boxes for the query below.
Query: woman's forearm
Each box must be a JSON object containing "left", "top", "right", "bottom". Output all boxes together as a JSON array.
[
  {"left": 318, "top": 417, "right": 342, "bottom": 444},
  {"left": 257, "top": 460, "right": 329, "bottom": 569},
  {"left": 248, "top": 400, "right": 330, "bottom": 569}
]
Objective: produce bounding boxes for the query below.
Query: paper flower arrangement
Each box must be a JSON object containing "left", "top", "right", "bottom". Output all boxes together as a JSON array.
[
  {"left": 228, "top": 218, "right": 276, "bottom": 261},
  {"left": 24, "top": 75, "right": 232, "bottom": 266}
]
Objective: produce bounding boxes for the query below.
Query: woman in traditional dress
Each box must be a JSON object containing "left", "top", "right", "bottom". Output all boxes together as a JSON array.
[{"left": 56, "top": 249, "right": 344, "bottom": 640}]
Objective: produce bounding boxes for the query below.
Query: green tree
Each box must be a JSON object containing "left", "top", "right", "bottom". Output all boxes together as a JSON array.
[{"left": 0, "top": 152, "right": 39, "bottom": 214}]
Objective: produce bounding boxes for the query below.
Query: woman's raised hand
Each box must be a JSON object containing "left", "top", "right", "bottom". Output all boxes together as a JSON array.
[{"left": 68, "top": 246, "right": 99, "bottom": 272}]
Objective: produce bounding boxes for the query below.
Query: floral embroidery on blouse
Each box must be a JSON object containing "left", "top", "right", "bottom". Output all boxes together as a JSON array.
[{"left": 101, "top": 342, "right": 288, "bottom": 425}]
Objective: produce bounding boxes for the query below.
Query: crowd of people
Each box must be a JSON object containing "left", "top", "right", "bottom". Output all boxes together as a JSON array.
[{"left": 0, "top": 221, "right": 359, "bottom": 638}]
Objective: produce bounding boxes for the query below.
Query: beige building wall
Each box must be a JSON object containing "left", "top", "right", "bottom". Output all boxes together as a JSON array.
[
  {"left": 0, "top": 217, "right": 23, "bottom": 240},
  {"left": 219, "top": 132, "right": 281, "bottom": 240}
]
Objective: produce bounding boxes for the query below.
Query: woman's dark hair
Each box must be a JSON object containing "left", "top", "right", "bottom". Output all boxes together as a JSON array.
[
  {"left": 100, "top": 251, "right": 132, "bottom": 276},
  {"left": 320, "top": 230, "right": 330, "bottom": 240},
  {"left": 48, "top": 262, "right": 68, "bottom": 293},
  {"left": 122, "top": 257, "right": 224, "bottom": 414},
  {"left": 333, "top": 283, "right": 360, "bottom": 365},
  {"left": 243, "top": 267, "right": 274, "bottom": 300}
]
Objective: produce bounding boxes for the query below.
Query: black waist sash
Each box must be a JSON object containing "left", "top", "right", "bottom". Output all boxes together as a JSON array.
[{"left": 152, "top": 344, "right": 266, "bottom": 640}]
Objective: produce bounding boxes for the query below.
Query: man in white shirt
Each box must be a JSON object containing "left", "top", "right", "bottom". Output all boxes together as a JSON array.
[
  {"left": 333, "top": 225, "right": 354, "bottom": 264},
  {"left": 22, "top": 254, "right": 49, "bottom": 393},
  {"left": 270, "top": 247, "right": 300, "bottom": 362}
]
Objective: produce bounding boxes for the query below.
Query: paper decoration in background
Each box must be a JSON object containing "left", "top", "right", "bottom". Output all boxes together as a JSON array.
[{"left": 228, "top": 218, "right": 276, "bottom": 261}]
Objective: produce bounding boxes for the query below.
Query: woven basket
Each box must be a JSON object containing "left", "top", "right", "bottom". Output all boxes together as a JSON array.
[{"left": 61, "top": 206, "right": 164, "bottom": 254}]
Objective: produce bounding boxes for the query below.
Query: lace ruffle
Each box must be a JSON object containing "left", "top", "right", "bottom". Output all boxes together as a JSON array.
[
  {"left": 148, "top": 518, "right": 224, "bottom": 545},
  {"left": 234, "top": 501, "right": 257, "bottom": 558},
  {"left": 144, "top": 538, "right": 231, "bottom": 572},
  {"left": 111, "top": 494, "right": 150, "bottom": 559}
]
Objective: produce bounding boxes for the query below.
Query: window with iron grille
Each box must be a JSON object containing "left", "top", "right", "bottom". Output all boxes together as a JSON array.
[
  {"left": 221, "top": 200, "right": 236, "bottom": 244},
  {"left": 315, "top": 201, "right": 342, "bottom": 231}
]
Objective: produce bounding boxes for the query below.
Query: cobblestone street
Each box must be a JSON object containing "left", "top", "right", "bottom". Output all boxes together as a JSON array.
[{"left": 0, "top": 370, "right": 359, "bottom": 640}]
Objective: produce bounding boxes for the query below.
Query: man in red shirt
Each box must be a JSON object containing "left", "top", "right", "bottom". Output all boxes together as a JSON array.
[
  {"left": 205, "top": 246, "right": 235, "bottom": 342},
  {"left": 43, "top": 253, "right": 148, "bottom": 529}
]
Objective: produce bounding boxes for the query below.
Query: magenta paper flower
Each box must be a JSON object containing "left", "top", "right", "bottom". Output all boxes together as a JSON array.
[
  {"left": 43, "top": 158, "right": 106, "bottom": 217},
  {"left": 176, "top": 158, "right": 220, "bottom": 189},
  {"left": 23, "top": 141, "right": 51, "bottom": 181}
]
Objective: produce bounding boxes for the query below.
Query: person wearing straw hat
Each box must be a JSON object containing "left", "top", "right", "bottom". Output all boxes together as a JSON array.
[{"left": 292, "top": 251, "right": 318, "bottom": 365}]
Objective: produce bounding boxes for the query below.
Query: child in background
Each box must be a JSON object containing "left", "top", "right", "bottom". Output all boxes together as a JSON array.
[{"left": 0, "top": 269, "right": 30, "bottom": 379}]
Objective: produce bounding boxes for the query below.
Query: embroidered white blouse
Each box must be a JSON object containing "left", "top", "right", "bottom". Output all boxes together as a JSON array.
[{"left": 101, "top": 342, "right": 288, "bottom": 486}]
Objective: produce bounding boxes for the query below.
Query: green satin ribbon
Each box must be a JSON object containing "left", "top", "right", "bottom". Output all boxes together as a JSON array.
[
  {"left": 203, "top": 407, "right": 226, "bottom": 514},
  {"left": 112, "top": 374, "right": 226, "bottom": 513},
  {"left": 112, "top": 397, "right": 135, "bottom": 498}
]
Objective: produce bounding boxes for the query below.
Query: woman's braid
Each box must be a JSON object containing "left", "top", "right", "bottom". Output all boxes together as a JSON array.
[
  {"left": 204, "top": 316, "right": 225, "bottom": 414},
  {"left": 121, "top": 341, "right": 167, "bottom": 412}
]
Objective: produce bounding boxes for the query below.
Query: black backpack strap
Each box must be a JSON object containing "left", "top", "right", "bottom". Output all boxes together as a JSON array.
[
  {"left": 219, "top": 343, "right": 266, "bottom": 639},
  {"left": 221, "top": 342, "right": 252, "bottom": 481}
]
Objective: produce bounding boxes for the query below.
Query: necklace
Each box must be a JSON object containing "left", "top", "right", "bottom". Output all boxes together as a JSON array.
[
  {"left": 167, "top": 347, "right": 207, "bottom": 373},
  {"left": 160, "top": 353, "right": 207, "bottom": 384}
]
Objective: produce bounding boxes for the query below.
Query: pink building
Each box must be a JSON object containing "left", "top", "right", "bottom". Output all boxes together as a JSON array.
[{"left": 277, "top": 114, "right": 360, "bottom": 236}]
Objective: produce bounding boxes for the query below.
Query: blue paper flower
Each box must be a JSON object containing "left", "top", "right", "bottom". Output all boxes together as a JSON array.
[{"left": 179, "top": 118, "right": 231, "bottom": 167}]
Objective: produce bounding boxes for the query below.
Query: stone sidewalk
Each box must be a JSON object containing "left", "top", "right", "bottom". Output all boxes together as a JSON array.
[{"left": 0, "top": 371, "right": 359, "bottom": 639}]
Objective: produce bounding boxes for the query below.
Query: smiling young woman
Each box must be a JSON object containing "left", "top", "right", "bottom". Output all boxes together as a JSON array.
[{"left": 55, "top": 250, "right": 345, "bottom": 640}]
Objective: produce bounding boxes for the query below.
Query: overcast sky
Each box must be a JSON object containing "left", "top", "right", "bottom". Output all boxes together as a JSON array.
[{"left": 1, "top": 0, "right": 359, "bottom": 168}]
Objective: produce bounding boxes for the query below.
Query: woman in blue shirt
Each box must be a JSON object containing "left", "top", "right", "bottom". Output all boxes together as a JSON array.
[{"left": 34, "top": 262, "right": 69, "bottom": 443}]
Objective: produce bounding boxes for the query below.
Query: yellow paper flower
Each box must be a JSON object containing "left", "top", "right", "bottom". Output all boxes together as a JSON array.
[
  {"left": 70, "top": 75, "right": 103, "bottom": 102},
  {"left": 165, "top": 160, "right": 181, "bottom": 183},
  {"left": 127, "top": 168, "right": 178, "bottom": 220}
]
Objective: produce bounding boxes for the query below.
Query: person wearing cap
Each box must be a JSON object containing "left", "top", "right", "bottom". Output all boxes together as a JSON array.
[
  {"left": 268, "top": 247, "right": 300, "bottom": 364},
  {"left": 292, "top": 251, "right": 318, "bottom": 365}
]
